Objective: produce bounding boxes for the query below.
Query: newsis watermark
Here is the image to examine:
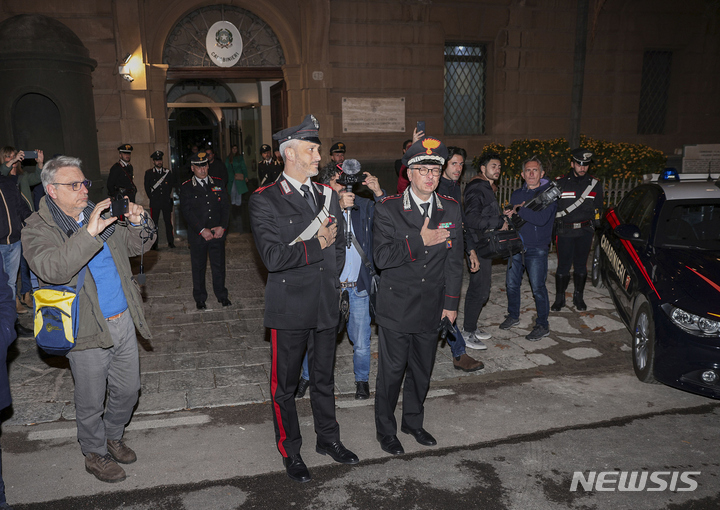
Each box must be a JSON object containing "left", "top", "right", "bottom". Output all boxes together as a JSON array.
[{"left": 570, "top": 471, "right": 700, "bottom": 492}]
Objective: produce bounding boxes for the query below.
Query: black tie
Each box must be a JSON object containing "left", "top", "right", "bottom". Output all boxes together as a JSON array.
[
  {"left": 301, "top": 184, "right": 316, "bottom": 212},
  {"left": 420, "top": 202, "right": 430, "bottom": 218}
]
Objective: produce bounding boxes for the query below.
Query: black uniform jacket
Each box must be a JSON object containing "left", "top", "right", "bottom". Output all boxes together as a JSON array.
[
  {"left": 258, "top": 159, "right": 284, "bottom": 187},
  {"left": 107, "top": 161, "right": 137, "bottom": 202},
  {"left": 373, "top": 188, "right": 464, "bottom": 333},
  {"left": 555, "top": 172, "right": 604, "bottom": 236},
  {"left": 144, "top": 168, "right": 175, "bottom": 208},
  {"left": 179, "top": 176, "right": 230, "bottom": 236},
  {"left": 249, "top": 176, "right": 345, "bottom": 331}
]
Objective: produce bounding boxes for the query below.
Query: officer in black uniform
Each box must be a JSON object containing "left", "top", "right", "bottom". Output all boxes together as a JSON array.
[
  {"left": 144, "top": 150, "right": 176, "bottom": 250},
  {"left": 179, "top": 152, "right": 231, "bottom": 310},
  {"left": 373, "top": 137, "right": 464, "bottom": 456},
  {"left": 257, "top": 143, "right": 283, "bottom": 187},
  {"left": 552, "top": 148, "right": 604, "bottom": 311},
  {"left": 249, "top": 114, "right": 358, "bottom": 483},
  {"left": 107, "top": 144, "right": 137, "bottom": 202}
]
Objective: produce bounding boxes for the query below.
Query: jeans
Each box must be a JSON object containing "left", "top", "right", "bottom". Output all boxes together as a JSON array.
[
  {"left": 446, "top": 324, "right": 466, "bottom": 358},
  {"left": 0, "top": 242, "right": 22, "bottom": 296},
  {"left": 506, "top": 247, "right": 550, "bottom": 328},
  {"left": 463, "top": 256, "right": 492, "bottom": 332},
  {"left": 19, "top": 252, "right": 31, "bottom": 295},
  {"left": 302, "top": 288, "right": 372, "bottom": 382}
]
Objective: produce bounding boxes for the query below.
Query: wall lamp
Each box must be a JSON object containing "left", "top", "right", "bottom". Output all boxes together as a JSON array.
[{"left": 119, "top": 53, "right": 134, "bottom": 82}]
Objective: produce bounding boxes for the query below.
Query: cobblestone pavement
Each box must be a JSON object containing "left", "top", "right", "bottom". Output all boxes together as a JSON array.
[{"left": 7, "top": 232, "right": 628, "bottom": 426}]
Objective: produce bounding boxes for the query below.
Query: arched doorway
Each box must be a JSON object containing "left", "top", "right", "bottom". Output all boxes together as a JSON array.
[{"left": 163, "top": 5, "right": 286, "bottom": 183}]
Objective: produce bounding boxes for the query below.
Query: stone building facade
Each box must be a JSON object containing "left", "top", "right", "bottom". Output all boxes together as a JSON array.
[{"left": 0, "top": 0, "right": 717, "bottom": 202}]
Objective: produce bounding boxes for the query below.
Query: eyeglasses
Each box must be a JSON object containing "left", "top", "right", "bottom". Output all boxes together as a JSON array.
[
  {"left": 52, "top": 180, "right": 92, "bottom": 191},
  {"left": 410, "top": 166, "right": 442, "bottom": 177}
]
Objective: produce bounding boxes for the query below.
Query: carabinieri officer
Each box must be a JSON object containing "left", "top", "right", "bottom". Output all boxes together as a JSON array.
[
  {"left": 179, "top": 152, "right": 231, "bottom": 310},
  {"left": 552, "top": 148, "right": 604, "bottom": 311},
  {"left": 249, "top": 114, "right": 358, "bottom": 483},
  {"left": 144, "top": 150, "right": 176, "bottom": 250}
]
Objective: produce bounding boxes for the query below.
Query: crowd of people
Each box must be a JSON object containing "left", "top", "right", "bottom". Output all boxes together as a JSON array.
[{"left": 0, "top": 118, "right": 603, "bottom": 500}]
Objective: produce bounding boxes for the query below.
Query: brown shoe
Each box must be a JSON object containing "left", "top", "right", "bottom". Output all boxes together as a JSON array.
[
  {"left": 85, "top": 452, "right": 126, "bottom": 483},
  {"left": 453, "top": 353, "right": 484, "bottom": 372},
  {"left": 22, "top": 291, "right": 33, "bottom": 308},
  {"left": 107, "top": 439, "right": 137, "bottom": 464},
  {"left": 15, "top": 296, "right": 28, "bottom": 314}
]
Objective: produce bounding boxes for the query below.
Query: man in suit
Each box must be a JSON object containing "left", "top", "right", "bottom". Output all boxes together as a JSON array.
[
  {"left": 144, "top": 150, "right": 176, "bottom": 250},
  {"left": 107, "top": 144, "right": 137, "bottom": 202},
  {"left": 179, "top": 152, "right": 231, "bottom": 310},
  {"left": 373, "top": 137, "right": 464, "bottom": 455},
  {"left": 249, "top": 114, "right": 359, "bottom": 483}
]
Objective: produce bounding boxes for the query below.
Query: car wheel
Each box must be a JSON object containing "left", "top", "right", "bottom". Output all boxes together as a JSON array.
[
  {"left": 632, "top": 302, "right": 658, "bottom": 384},
  {"left": 591, "top": 241, "right": 604, "bottom": 289}
]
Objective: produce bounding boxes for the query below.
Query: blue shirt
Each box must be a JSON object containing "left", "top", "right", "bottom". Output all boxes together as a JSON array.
[{"left": 79, "top": 215, "right": 128, "bottom": 318}]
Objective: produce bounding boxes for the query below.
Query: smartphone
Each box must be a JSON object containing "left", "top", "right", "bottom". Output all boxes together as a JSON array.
[
  {"left": 416, "top": 121, "right": 425, "bottom": 134},
  {"left": 110, "top": 197, "right": 129, "bottom": 217},
  {"left": 23, "top": 150, "right": 38, "bottom": 159}
]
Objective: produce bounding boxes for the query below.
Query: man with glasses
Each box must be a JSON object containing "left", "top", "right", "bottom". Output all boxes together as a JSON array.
[
  {"left": 22, "top": 156, "right": 155, "bottom": 483},
  {"left": 373, "top": 137, "right": 463, "bottom": 455}
]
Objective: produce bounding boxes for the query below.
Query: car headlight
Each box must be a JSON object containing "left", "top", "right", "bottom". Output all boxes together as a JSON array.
[{"left": 668, "top": 306, "right": 720, "bottom": 336}]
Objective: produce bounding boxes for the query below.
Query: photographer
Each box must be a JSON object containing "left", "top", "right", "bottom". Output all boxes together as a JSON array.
[
  {"left": 297, "top": 158, "right": 384, "bottom": 401},
  {"left": 21, "top": 155, "right": 155, "bottom": 483},
  {"left": 501, "top": 157, "right": 557, "bottom": 340}
]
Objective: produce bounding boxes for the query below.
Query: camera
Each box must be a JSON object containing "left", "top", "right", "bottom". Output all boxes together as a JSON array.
[
  {"left": 110, "top": 192, "right": 129, "bottom": 217},
  {"left": 337, "top": 159, "right": 363, "bottom": 190}
]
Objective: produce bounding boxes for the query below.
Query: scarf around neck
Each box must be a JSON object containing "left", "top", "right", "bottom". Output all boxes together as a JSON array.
[{"left": 45, "top": 195, "right": 115, "bottom": 242}]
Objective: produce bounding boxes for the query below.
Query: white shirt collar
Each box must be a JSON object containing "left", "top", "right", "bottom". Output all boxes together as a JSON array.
[
  {"left": 283, "top": 172, "right": 313, "bottom": 194},
  {"left": 409, "top": 187, "right": 433, "bottom": 218}
]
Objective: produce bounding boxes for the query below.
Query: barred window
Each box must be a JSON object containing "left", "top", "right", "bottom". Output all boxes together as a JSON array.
[
  {"left": 444, "top": 44, "right": 487, "bottom": 135},
  {"left": 637, "top": 50, "right": 672, "bottom": 135}
]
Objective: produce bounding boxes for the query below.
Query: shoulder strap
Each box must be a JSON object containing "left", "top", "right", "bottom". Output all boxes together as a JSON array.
[
  {"left": 350, "top": 234, "right": 376, "bottom": 277},
  {"left": 31, "top": 266, "right": 88, "bottom": 292},
  {"left": 556, "top": 179, "right": 598, "bottom": 218},
  {"left": 288, "top": 185, "right": 334, "bottom": 246}
]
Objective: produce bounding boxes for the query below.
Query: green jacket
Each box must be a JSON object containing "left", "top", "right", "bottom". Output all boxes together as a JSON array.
[
  {"left": 225, "top": 155, "right": 249, "bottom": 195},
  {"left": 1, "top": 163, "right": 41, "bottom": 211},
  {"left": 21, "top": 198, "right": 154, "bottom": 350}
]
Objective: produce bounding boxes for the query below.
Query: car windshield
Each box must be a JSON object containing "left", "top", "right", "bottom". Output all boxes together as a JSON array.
[{"left": 655, "top": 199, "right": 720, "bottom": 250}]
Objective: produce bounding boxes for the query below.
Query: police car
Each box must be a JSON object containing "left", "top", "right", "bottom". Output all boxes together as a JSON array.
[{"left": 591, "top": 170, "right": 720, "bottom": 399}]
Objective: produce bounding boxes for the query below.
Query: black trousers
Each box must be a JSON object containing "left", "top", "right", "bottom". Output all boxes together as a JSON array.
[
  {"left": 555, "top": 230, "right": 593, "bottom": 275},
  {"left": 188, "top": 236, "right": 227, "bottom": 303},
  {"left": 270, "top": 327, "right": 340, "bottom": 457},
  {"left": 150, "top": 203, "right": 173, "bottom": 246},
  {"left": 375, "top": 326, "right": 438, "bottom": 437},
  {"left": 463, "top": 256, "right": 492, "bottom": 332}
]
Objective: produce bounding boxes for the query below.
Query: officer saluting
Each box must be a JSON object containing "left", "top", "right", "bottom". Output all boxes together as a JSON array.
[
  {"left": 144, "top": 150, "right": 176, "bottom": 250},
  {"left": 552, "top": 148, "right": 604, "bottom": 311},
  {"left": 179, "top": 152, "right": 231, "bottom": 310},
  {"left": 107, "top": 144, "right": 137, "bottom": 202},
  {"left": 250, "top": 114, "right": 358, "bottom": 483}
]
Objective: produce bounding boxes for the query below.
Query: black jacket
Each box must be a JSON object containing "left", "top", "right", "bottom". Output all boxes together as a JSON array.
[
  {"left": 107, "top": 161, "right": 137, "bottom": 202},
  {"left": 373, "top": 188, "right": 464, "bottom": 333},
  {"left": 249, "top": 176, "right": 345, "bottom": 331},
  {"left": 179, "top": 176, "right": 230, "bottom": 236},
  {"left": 555, "top": 172, "right": 604, "bottom": 236},
  {"left": 0, "top": 175, "right": 31, "bottom": 244},
  {"left": 144, "top": 167, "right": 176, "bottom": 208},
  {"left": 463, "top": 177, "right": 504, "bottom": 239}
]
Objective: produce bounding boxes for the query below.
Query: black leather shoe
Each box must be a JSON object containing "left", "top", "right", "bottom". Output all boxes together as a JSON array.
[
  {"left": 196, "top": 301, "right": 206, "bottom": 310},
  {"left": 219, "top": 298, "right": 232, "bottom": 307},
  {"left": 377, "top": 433, "right": 404, "bottom": 455},
  {"left": 295, "top": 377, "right": 309, "bottom": 398},
  {"left": 400, "top": 426, "right": 437, "bottom": 446},
  {"left": 15, "top": 322, "right": 33, "bottom": 338},
  {"left": 283, "top": 454, "right": 311, "bottom": 483},
  {"left": 316, "top": 441, "right": 359, "bottom": 465},
  {"left": 355, "top": 381, "right": 370, "bottom": 400}
]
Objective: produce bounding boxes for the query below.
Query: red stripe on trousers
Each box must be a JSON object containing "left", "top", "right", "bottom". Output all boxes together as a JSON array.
[{"left": 270, "top": 329, "right": 288, "bottom": 457}]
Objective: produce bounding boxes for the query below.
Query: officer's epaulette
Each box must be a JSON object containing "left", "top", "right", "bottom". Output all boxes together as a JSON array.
[
  {"left": 555, "top": 175, "right": 564, "bottom": 181},
  {"left": 181, "top": 178, "right": 193, "bottom": 185},
  {"left": 436, "top": 193, "right": 459, "bottom": 205},
  {"left": 379, "top": 193, "right": 402, "bottom": 204},
  {"left": 589, "top": 174, "right": 600, "bottom": 181},
  {"left": 254, "top": 182, "right": 278, "bottom": 194},
  {"left": 315, "top": 182, "right": 332, "bottom": 190}
]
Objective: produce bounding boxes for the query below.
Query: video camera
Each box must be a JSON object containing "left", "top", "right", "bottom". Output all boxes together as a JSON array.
[
  {"left": 336, "top": 159, "right": 363, "bottom": 189},
  {"left": 510, "top": 181, "right": 562, "bottom": 229}
]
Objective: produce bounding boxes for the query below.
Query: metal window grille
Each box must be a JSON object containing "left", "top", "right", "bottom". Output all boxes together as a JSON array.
[
  {"left": 637, "top": 50, "right": 672, "bottom": 135},
  {"left": 444, "top": 44, "right": 487, "bottom": 135}
]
